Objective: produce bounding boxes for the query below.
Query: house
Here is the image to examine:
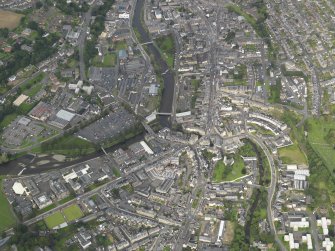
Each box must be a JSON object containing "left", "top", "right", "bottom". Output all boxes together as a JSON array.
[{"left": 149, "top": 84, "right": 159, "bottom": 96}]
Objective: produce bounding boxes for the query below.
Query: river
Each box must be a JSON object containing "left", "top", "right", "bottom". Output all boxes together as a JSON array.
[
  {"left": 0, "top": 133, "right": 145, "bottom": 176},
  {"left": 0, "top": 0, "right": 175, "bottom": 176},
  {"left": 132, "top": 0, "right": 175, "bottom": 128}
]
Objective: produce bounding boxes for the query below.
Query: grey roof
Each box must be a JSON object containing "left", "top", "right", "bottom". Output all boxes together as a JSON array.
[{"left": 56, "top": 109, "right": 75, "bottom": 122}]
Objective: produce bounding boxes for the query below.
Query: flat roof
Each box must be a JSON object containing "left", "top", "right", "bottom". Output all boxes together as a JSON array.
[
  {"left": 12, "top": 181, "right": 25, "bottom": 195},
  {"left": 56, "top": 109, "right": 75, "bottom": 121},
  {"left": 13, "top": 94, "right": 29, "bottom": 106}
]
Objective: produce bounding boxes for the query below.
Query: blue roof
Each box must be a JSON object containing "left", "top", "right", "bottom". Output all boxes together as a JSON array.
[{"left": 118, "top": 49, "right": 128, "bottom": 60}]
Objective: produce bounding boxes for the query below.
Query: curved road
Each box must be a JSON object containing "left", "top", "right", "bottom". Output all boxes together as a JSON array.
[{"left": 247, "top": 134, "right": 287, "bottom": 251}]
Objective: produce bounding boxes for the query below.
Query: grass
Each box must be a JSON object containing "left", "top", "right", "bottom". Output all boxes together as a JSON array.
[
  {"left": 62, "top": 204, "right": 83, "bottom": 222},
  {"left": 36, "top": 203, "right": 56, "bottom": 215},
  {"left": 37, "top": 135, "right": 97, "bottom": 156},
  {"left": 192, "top": 198, "right": 199, "bottom": 208},
  {"left": 191, "top": 79, "right": 201, "bottom": 91},
  {"left": 306, "top": 117, "right": 335, "bottom": 172},
  {"left": 0, "top": 177, "right": 16, "bottom": 232},
  {"left": 213, "top": 156, "right": 246, "bottom": 182},
  {"left": 224, "top": 80, "right": 248, "bottom": 86},
  {"left": 24, "top": 83, "right": 44, "bottom": 97},
  {"left": 58, "top": 195, "right": 75, "bottom": 205},
  {"left": 267, "top": 78, "right": 281, "bottom": 103},
  {"left": 248, "top": 123, "right": 275, "bottom": 136},
  {"left": 0, "top": 113, "right": 18, "bottom": 130},
  {"left": 66, "top": 58, "right": 77, "bottom": 68},
  {"left": 44, "top": 211, "right": 66, "bottom": 229},
  {"left": 18, "top": 102, "right": 36, "bottom": 114},
  {"left": 155, "top": 34, "right": 175, "bottom": 69},
  {"left": 214, "top": 164, "right": 228, "bottom": 184},
  {"left": 0, "top": 10, "right": 23, "bottom": 29},
  {"left": 92, "top": 53, "right": 117, "bottom": 67},
  {"left": 20, "top": 73, "right": 45, "bottom": 92},
  {"left": 278, "top": 143, "right": 307, "bottom": 165},
  {"left": 113, "top": 40, "right": 127, "bottom": 50}
]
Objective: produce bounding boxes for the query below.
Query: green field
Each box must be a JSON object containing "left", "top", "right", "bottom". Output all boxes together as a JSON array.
[
  {"left": 62, "top": 204, "right": 83, "bottom": 222},
  {"left": 267, "top": 78, "right": 281, "bottom": 103},
  {"left": 278, "top": 143, "right": 307, "bottom": 165},
  {"left": 0, "top": 113, "right": 18, "bottom": 130},
  {"left": 155, "top": 34, "right": 175, "bottom": 69},
  {"left": 113, "top": 40, "right": 127, "bottom": 50},
  {"left": 24, "top": 83, "right": 43, "bottom": 97},
  {"left": 306, "top": 117, "right": 335, "bottom": 171},
  {"left": 38, "top": 135, "right": 97, "bottom": 156},
  {"left": 0, "top": 178, "right": 16, "bottom": 232},
  {"left": 92, "top": 53, "right": 117, "bottom": 67},
  {"left": 19, "top": 73, "right": 45, "bottom": 93},
  {"left": 248, "top": 123, "right": 275, "bottom": 136},
  {"left": 44, "top": 211, "right": 66, "bottom": 229},
  {"left": 213, "top": 156, "right": 246, "bottom": 182}
]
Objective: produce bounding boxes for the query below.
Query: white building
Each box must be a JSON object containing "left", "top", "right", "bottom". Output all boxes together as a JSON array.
[
  {"left": 317, "top": 217, "right": 331, "bottom": 235},
  {"left": 289, "top": 217, "right": 309, "bottom": 231}
]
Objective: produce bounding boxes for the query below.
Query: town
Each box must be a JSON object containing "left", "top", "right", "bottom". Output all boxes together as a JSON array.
[{"left": 0, "top": 0, "right": 335, "bottom": 251}]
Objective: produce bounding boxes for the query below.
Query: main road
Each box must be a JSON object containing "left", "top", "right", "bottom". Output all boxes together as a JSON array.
[
  {"left": 78, "top": 2, "right": 96, "bottom": 81},
  {"left": 247, "top": 134, "right": 287, "bottom": 251}
]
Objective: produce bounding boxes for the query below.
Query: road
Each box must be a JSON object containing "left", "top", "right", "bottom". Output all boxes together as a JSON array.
[
  {"left": 174, "top": 146, "right": 205, "bottom": 251},
  {"left": 78, "top": 4, "right": 95, "bottom": 81},
  {"left": 247, "top": 134, "right": 287, "bottom": 251},
  {"left": 23, "top": 177, "right": 122, "bottom": 226},
  {"left": 307, "top": 211, "right": 320, "bottom": 251}
]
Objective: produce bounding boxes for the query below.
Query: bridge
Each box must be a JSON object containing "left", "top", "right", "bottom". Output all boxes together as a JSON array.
[
  {"left": 141, "top": 122, "right": 155, "bottom": 136},
  {"left": 141, "top": 41, "right": 153, "bottom": 45},
  {"left": 155, "top": 112, "right": 172, "bottom": 116}
]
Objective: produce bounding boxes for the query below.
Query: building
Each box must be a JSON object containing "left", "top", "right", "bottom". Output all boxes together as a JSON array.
[
  {"left": 50, "top": 180, "right": 69, "bottom": 200},
  {"left": 317, "top": 217, "right": 331, "bottom": 235},
  {"left": 323, "top": 238, "right": 334, "bottom": 251},
  {"left": 118, "top": 49, "right": 128, "bottom": 61},
  {"left": 12, "top": 181, "right": 27, "bottom": 195},
  {"left": 149, "top": 84, "right": 159, "bottom": 96},
  {"left": 33, "top": 193, "right": 52, "bottom": 209},
  {"left": 29, "top": 102, "right": 53, "bottom": 121},
  {"left": 48, "top": 109, "right": 76, "bottom": 129},
  {"left": 289, "top": 217, "right": 309, "bottom": 231},
  {"left": 76, "top": 232, "right": 92, "bottom": 249},
  {"left": 156, "top": 179, "right": 174, "bottom": 194},
  {"left": 13, "top": 94, "right": 29, "bottom": 106},
  {"left": 154, "top": 10, "right": 162, "bottom": 19}
]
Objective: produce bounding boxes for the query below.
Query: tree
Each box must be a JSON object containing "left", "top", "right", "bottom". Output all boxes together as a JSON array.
[{"left": 0, "top": 28, "right": 9, "bottom": 38}]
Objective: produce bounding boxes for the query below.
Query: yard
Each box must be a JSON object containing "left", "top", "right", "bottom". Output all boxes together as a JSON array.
[
  {"left": 278, "top": 143, "right": 307, "bottom": 165},
  {"left": 0, "top": 177, "right": 16, "bottom": 232},
  {"left": 62, "top": 204, "right": 83, "bottom": 222},
  {"left": 24, "top": 83, "right": 44, "bottom": 97},
  {"left": 213, "top": 156, "right": 246, "bottom": 183},
  {"left": 92, "top": 53, "right": 117, "bottom": 67},
  {"left": 44, "top": 211, "right": 66, "bottom": 229},
  {"left": 0, "top": 10, "right": 23, "bottom": 29},
  {"left": 155, "top": 34, "right": 175, "bottom": 69},
  {"left": 113, "top": 40, "right": 127, "bottom": 51}
]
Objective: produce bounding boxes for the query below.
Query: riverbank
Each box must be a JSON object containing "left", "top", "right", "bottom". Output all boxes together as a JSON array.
[{"left": 132, "top": 0, "right": 175, "bottom": 127}]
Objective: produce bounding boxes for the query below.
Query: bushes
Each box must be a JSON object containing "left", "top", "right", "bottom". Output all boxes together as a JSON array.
[
  {"left": 0, "top": 24, "right": 59, "bottom": 86},
  {"left": 40, "top": 135, "right": 98, "bottom": 156},
  {"left": 268, "top": 78, "right": 281, "bottom": 103}
]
